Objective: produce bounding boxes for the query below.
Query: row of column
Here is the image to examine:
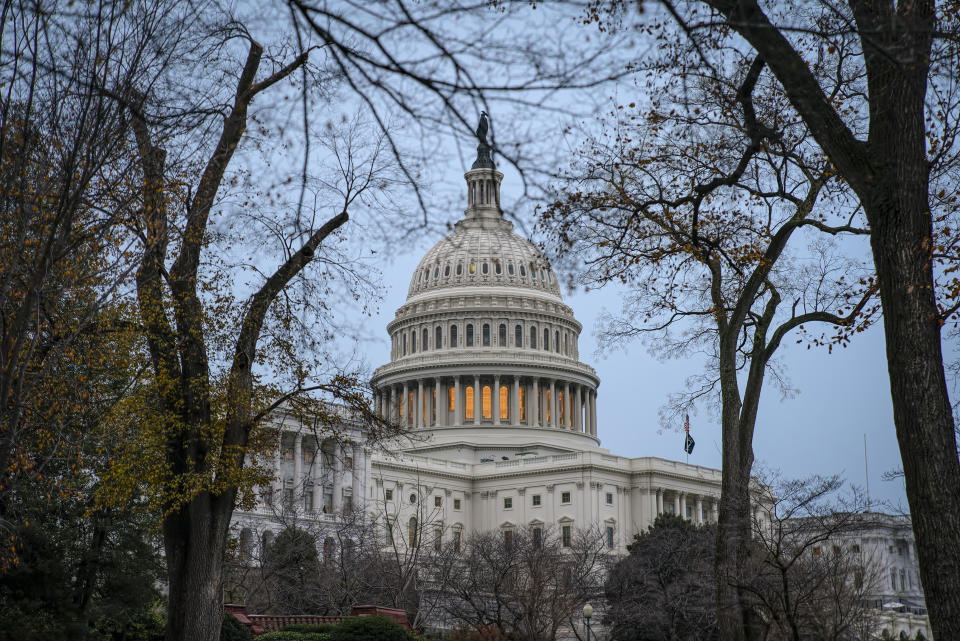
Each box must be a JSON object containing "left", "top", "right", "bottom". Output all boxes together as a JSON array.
[
  {"left": 650, "top": 487, "right": 719, "bottom": 525},
  {"left": 270, "top": 433, "right": 365, "bottom": 515},
  {"left": 373, "top": 375, "right": 597, "bottom": 435}
]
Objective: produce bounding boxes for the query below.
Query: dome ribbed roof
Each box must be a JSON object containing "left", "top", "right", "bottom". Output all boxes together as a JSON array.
[{"left": 408, "top": 217, "right": 562, "bottom": 300}]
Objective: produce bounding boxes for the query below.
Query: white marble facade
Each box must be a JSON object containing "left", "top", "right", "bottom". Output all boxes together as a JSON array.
[{"left": 233, "top": 138, "right": 724, "bottom": 556}]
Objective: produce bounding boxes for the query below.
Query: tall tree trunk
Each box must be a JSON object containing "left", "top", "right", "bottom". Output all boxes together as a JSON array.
[{"left": 163, "top": 491, "right": 234, "bottom": 641}]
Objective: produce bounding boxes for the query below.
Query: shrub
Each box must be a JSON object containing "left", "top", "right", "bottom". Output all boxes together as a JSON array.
[
  {"left": 220, "top": 613, "right": 252, "bottom": 641},
  {"left": 258, "top": 632, "right": 330, "bottom": 641},
  {"left": 329, "top": 615, "right": 413, "bottom": 641},
  {"left": 281, "top": 623, "right": 337, "bottom": 634}
]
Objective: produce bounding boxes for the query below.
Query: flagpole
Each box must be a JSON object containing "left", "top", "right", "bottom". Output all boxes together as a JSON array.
[{"left": 864, "top": 433, "right": 871, "bottom": 512}]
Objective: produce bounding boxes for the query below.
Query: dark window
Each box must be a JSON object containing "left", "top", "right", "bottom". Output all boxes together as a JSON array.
[
  {"left": 466, "top": 324, "right": 474, "bottom": 347},
  {"left": 606, "top": 526, "right": 614, "bottom": 548},
  {"left": 436, "top": 326, "right": 443, "bottom": 348},
  {"left": 554, "top": 330, "right": 559, "bottom": 352},
  {"left": 444, "top": 264, "right": 450, "bottom": 276},
  {"left": 411, "top": 331, "right": 417, "bottom": 353},
  {"left": 543, "top": 328, "right": 549, "bottom": 350},
  {"left": 433, "top": 266, "right": 439, "bottom": 279},
  {"left": 562, "top": 525, "right": 572, "bottom": 547},
  {"left": 482, "top": 262, "right": 489, "bottom": 274},
  {"left": 515, "top": 325, "right": 523, "bottom": 347},
  {"left": 451, "top": 325, "right": 458, "bottom": 347},
  {"left": 504, "top": 497, "right": 513, "bottom": 509},
  {"left": 504, "top": 529, "right": 513, "bottom": 549},
  {"left": 498, "top": 324, "right": 507, "bottom": 346},
  {"left": 530, "top": 327, "right": 537, "bottom": 349},
  {"left": 456, "top": 263, "right": 463, "bottom": 276},
  {"left": 531, "top": 264, "right": 537, "bottom": 279},
  {"left": 606, "top": 492, "right": 613, "bottom": 505},
  {"left": 508, "top": 263, "right": 515, "bottom": 275},
  {"left": 435, "top": 496, "right": 442, "bottom": 507},
  {"left": 482, "top": 324, "right": 490, "bottom": 347},
  {"left": 385, "top": 489, "right": 393, "bottom": 501},
  {"left": 423, "top": 328, "right": 429, "bottom": 351},
  {"left": 532, "top": 494, "right": 541, "bottom": 506},
  {"left": 561, "top": 491, "right": 571, "bottom": 504},
  {"left": 533, "top": 527, "right": 542, "bottom": 548},
  {"left": 495, "top": 261, "right": 502, "bottom": 275},
  {"left": 454, "top": 498, "right": 462, "bottom": 510}
]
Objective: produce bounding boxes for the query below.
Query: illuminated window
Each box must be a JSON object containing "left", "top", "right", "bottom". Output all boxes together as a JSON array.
[
  {"left": 450, "top": 324, "right": 458, "bottom": 346},
  {"left": 500, "top": 385, "right": 509, "bottom": 420},
  {"left": 465, "top": 386, "right": 475, "bottom": 419},
  {"left": 482, "top": 323, "right": 490, "bottom": 346},
  {"left": 530, "top": 327, "right": 537, "bottom": 349},
  {"left": 469, "top": 262, "right": 476, "bottom": 274},
  {"left": 498, "top": 324, "right": 506, "bottom": 346},
  {"left": 519, "top": 386, "right": 526, "bottom": 420},
  {"left": 482, "top": 385, "right": 492, "bottom": 419},
  {"left": 558, "top": 391, "right": 565, "bottom": 425},
  {"left": 466, "top": 324, "right": 474, "bottom": 347},
  {"left": 545, "top": 389, "right": 551, "bottom": 423},
  {"left": 448, "top": 386, "right": 455, "bottom": 411},
  {"left": 515, "top": 324, "right": 522, "bottom": 347},
  {"left": 408, "top": 392, "right": 415, "bottom": 426},
  {"left": 436, "top": 326, "right": 442, "bottom": 348},
  {"left": 432, "top": 387, "right": 436, "bottom": 422}
]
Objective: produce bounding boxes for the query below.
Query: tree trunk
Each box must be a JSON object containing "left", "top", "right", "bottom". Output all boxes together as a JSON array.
[
  {"left": 163, "top": 491, "right": 234, "bottom": 641},
  {"left": 866, "top": 186, "right": 960, "bottom": 638}
]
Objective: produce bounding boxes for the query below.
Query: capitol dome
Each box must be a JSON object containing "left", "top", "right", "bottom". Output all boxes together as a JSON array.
[{"left": 371, "top": 127, "right": 600, "bottom": 450}]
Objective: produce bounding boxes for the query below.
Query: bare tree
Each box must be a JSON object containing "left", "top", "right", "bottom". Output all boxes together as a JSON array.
[{"left": 441, "top": 526, "right": 609, "bottom": 641}]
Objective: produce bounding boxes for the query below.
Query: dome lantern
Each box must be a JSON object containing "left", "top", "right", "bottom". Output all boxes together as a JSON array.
[{"left": 465, "top": 112, "right": 503, "bottom": 222}]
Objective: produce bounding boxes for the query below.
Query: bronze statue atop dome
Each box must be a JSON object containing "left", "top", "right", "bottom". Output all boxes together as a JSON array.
[{"left": 471, "top": 111, "right": 495, "bottom": 169}]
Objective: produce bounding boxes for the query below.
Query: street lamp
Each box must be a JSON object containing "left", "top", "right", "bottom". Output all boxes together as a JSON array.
[{"left": 582, "top": 603, "right": 593, "bottom": 641}]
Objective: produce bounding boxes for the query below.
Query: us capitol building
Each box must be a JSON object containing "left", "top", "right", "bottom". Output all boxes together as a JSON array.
[{"left": 233, "top": 126, "right": 724, "bottom": 556}]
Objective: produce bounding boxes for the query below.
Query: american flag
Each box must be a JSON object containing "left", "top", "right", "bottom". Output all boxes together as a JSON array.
[{"left": 683, "top": 413, "right": 695, "bottom": 455}]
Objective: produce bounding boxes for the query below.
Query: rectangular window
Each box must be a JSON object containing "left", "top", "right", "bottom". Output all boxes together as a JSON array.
[
  {"left": 343, "top": 495, "right": 353, "bottom": 516},
  {"left": 686, "top": 506, "right": 692, "bottom": 518},
  {"left": 449, "top": 386, "right": 456, "bottom": 411},
  {"left": 515, "top": 324, "right": 522, "bottom": 347},
  {"left": 434, "top": 527, "right": 442, "bottom": 552},
  {"left": 519, "top": 386, "right": 526, "bottom": 420},
  {"left": 500, "top": 385, "right": 509, "bottom": 420},
  {"left": 504, "top": 529, "right": 513, "bottom": 549},
  {"left": 385, "top": 519, "right": 393, "bottom": 545},
  {"left": 304, "top": 449, "right": 314, "bottom": 464},
  {"left": 530, "top": 326, "right": 537, "bottom": 349},
  {"left": 466, "top": 324, "right": 474, "bottom": 347},
  {"left": 482, "top": 324, "right": 490, "bottom": 346},
  {"left": 482, "top": 385, "right": 492, "bottom": 419},
  {"left": 606, "top": 526, "right": 614, "bottom": 548},
  {"left": 466, "top": 386, "right": 475, "bottom": 419},
  {"left": 499, "top": 324, "right": 507, "bottom": 346},
  {"left": 454, "top": 498, "right": 462, "bottom": 510},
  {"left": 504, "top": 497, "right": 513, "bottom": 509},
  {"left": 385, "top": 489, "right": 393, "bottom": 501},
  {"left": 323, "top": 493, "right": 333, "bottom": 513},
  {"left": 561, "top": 491, "right": 571, "bottom": 504},
  {"left": 562, "top": 525, "right": 572, "bottom": 547},
  {"left": 606, "top": 492, "right": 613, "bottom": 505},
  {"left": 545, "top": 389, "right": 551, "bottom": 423},
  {"left": 304, "top": 491, "right": 314, "bottom": 512},
  {"left": 533, "top": 527, "right": 542, "bottom": 548},
  {"left": 453, "top": 529, "right": 462, "bottom": 552},
  {"left": 532, "top": 494, "right": 541, "bottom": 506},
  {"left": 284, "top": 447, "right": 294, "bottom": 460},
  {"left": 435, "top": 496, "right": 442, "bottom": 507},
  {"left": 283, "top": 488, "right": 294, "bottom": 508}
]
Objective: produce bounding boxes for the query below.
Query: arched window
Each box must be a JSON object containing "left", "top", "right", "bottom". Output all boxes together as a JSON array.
[
  {"left": 402, "top": 334, "right": 407, "bottom": 355},
  {"left": 436, "top": 326, "right": 443, "bottom": 348},
  {"left": 515, "top": 324, "right": 523, "bottom": 347},
  {"left": 433, "top": 266, "right": 439, "bottom": 279},
  {"left": 530, "top": 326, "right": 537, "bottom": 349},
  {"left": 482, "top": 385, "right": 492, "bottom": 419},
  {"left": 465, "top": 386, "right": 475, "bottom": 419},
  {"left": 500, "top": 385, "right": 509, "bottom": 420},
  {"left": 519, "top": 386, "right": 526, "bottom": 421},
  {"left": 469, "top": 262, "right": 476, "bottom": 274},
  {"left": 508, "top": 262, "right": 515, "bottom": 276},
  {"left": 498, "top": 324, "right": 506, "bottom": 346},
  {"left": 423, "top": 328, "right": 429, "bottom": 351},
  {"left": 456, "top": 263, "right": 463, "bottom": 276},
  {"left": 555, "top": 330, "right": 560, "bottom": 352},
  {"left": 444, "top": 264, "right": 451, "bottom": 277},
  {"left": 448, "top": 387, "right": 455, "bottom": 411},
  {"left": 482, "top": 323, "right": 490, "bottom": 347},
  {"left": 543, "top": 328, "right": 550, "bottom": 351},
  {"left": 540, "top": 268, "right": 546, "bottom": 280},
  {"left": 411, "top": 331, "right": 417, "bottom": 353},
  {"left": 450, "top": 324, "right": 458, "bottom": 347},
  {"left": 409, "top": 517, "right": 418, "bottom": 547},
  {"left": 558, "top": 391, "right": 565, "bottom": 425},
  {"left": 466, "top": 324, "right": 474, "bottom": 347},
  {"left": 482, "top": 262, "right": 489, "bottom": 275},
  {"left": 520, "top": 264, "right": 526, "bottom": 277},
  {"left": 494, "top": 261, "right": 502, "bottom": 275},
  {"left": 407, "top": 392, "right": 415, "bottom": 426},
  {"left": 564, "top": 333, "right": 568, "bottom": 355},
  {"left": 531, "top": 264, "right": 538, "bottom": 279}
]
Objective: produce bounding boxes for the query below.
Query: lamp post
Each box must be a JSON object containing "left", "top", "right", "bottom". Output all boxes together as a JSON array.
[{"left": 582, "top": 603, "right": 593, "bottom": 641}]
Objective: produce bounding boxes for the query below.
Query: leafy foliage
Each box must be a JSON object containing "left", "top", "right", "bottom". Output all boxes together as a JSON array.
[
  {"left": 328, "top": 615, "right": 414, "bottom": 641},
  {"left": 221, "top": 613, "right": 253, "bottom": 641}
]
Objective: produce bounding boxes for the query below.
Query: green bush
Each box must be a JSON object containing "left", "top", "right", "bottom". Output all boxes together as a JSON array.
[
  {"left": 258, "top": 632, "right": 330, "bottom": 641},
  {"left": 281, "top": 623, "right": 337, "bottom": 634},
  {"left": 329, "top": 615, "right": 413, "bottom": 641},
  {"left": 220, "top": 613, "right": 252, "bottom": 641}
]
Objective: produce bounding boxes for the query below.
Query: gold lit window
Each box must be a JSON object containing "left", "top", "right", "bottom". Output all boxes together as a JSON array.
[
  {"left": 545, "top": 390, "right": 551, "bottom": 423},
  {"left": 482, "top": 385, "right": 492, "bottom": 419},
  {"left": 519, "top": 386, "right": 526, "bottom": 420},
  {"left": 559, "top": 391, "right": 565, "bottom": 425},
  {"left": 500, "top": 385, "right": 509, "bottom": 420},
  {"left": 449, "top": 386, "right": 455, "bottom": 411},
  {"left": 466, "top": 386, "right": 474, "bottom": 419},
  {"left": 432, "top": 387, "right": 436, "bottom": 422}
]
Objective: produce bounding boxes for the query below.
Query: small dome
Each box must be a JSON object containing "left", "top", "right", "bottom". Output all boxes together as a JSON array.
[{"left": 408, "top": 217, "right": 561, "bottom": 300}]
